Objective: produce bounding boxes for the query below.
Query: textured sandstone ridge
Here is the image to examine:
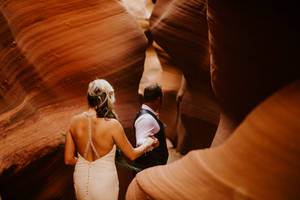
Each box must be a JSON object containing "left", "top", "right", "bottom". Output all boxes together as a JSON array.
[
  {"left": 126, "top": 1, "right": 300, "bottom": 199},
  {"left": 121, "top": 0, "right": 186, "bottom": 152},
  {"left": 121, "top": 0, "right": 154, "bottom": 31},
  {"left": 1, "top": 0, "right": 299, "bottom": 199},
  {"left": 149, "top": 0, "right": 299, "bottom": 148},
  {"left": 149, "top": 0, "right": 219, "bottom": 152},
  {"left": 151, "top": 0, "right": 210, "bottom": 75},
  {"left": 0, "top": 0, "right": 147, "bottom": 198},
  {"left": 208, "top": 0, "right": 300, "bottom": 145},
  {"left": 126, "top": 80, "right": 300, "bottom": 200}
]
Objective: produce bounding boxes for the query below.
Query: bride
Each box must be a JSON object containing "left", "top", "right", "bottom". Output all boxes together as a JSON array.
[{"left": 64, "top": 79, "right": 157, "bottom": 200}]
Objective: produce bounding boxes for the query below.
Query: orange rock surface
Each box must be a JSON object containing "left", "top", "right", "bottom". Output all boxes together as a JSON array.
[
  {"left": 0, "top": 0, "right": 147, "bottom": 198},
  {"left": 208, "top": 0, "right": 300, "bottom": 144},
  {"left": 149, "top": 0, "right": 219, "bottom": 152},
  {"left": 1, "top": 0, "right": 299, "bottom": 199},
  {"left": 126, "top": 1, "right": 300, "bottom": 199},
  {"left": 126, "top": 80, "right": 300, "bottom": 200}
]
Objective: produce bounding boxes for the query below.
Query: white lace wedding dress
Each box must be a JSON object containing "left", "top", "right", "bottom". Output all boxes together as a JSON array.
[{"left": 73, "top": 113, "right": 119, "bottom": 200}]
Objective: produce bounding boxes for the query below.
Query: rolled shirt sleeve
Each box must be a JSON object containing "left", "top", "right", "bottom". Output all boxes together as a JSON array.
[{"left": 134, "top": 113, "right": 160, "bottom": 147}]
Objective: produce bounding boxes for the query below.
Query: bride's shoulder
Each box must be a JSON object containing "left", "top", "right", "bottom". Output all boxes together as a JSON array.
[
  {"left": 105, "top": 118, "right": 119, "bottom": 125},
  {"left": 73, "top": 112, "right": 86, "bottom": 119},
  {"left": 69, "top": 113, "right": 86, "bottom": 124},
  {"left": 104, "top": 118, "right": 122, "bottom": 128}
]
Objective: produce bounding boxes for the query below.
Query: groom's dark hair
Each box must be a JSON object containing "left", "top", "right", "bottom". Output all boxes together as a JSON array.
[{"left": 143, "top": 83, "right": 163, "bottom": 103}]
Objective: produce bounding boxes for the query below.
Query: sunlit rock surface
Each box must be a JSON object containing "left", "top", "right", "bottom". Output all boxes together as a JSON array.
[
  {"left": 126, "top": 80, "right": 300, "bottom": 200},
  {"left": 0, "top": 0, "right": 147, "bottom": 199},
  {"left": 150, "top": 0, "right": 210, "bottom": 76},
  {"left": 126, "top": 1, "right": 300, "bottom": 199},
  {"left": 1, "top": 0, "right": 299, "bottom": 199},
  {"left": 121, "top": 0, "right": 184, "bottom": 155}
]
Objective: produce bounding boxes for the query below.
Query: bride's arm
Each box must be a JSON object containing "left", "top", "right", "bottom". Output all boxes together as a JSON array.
[
  {"left": 111, "top": 119, "right": 155, "bottom": 161},
  {"left": 64, "top": 128, "right": 78, "bottom": 166}
]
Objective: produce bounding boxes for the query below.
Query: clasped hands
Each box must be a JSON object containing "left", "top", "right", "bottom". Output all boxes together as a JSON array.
[{"left": 144, "top": 134, "right": 159, "bottom": 151}]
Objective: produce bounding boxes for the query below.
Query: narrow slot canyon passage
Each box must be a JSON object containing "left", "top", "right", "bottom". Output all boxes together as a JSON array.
[{"left": 0, "top": 0, "right": 299, "bottom": 200}]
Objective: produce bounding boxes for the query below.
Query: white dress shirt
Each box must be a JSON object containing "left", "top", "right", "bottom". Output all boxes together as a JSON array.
[{"left": 134, "top": 104, "right": 160, "bottom": 147}]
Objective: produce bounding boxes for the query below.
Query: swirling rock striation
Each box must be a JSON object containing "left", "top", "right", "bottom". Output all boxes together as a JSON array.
[
  {"left": 150, "top": 0, "right": 210, "bottom": 87},
  {"left": 126, "top": 1, "right": 300, "bottom": 199},
  {"left": 126, "top": 80, "right": 300, "bottom": 200},
  {"left": 0, "top": 0, "right": 147, "bottom": 198},
  {"left": 208, "top": 0, "right": 300, "bottom": 145},
  {"left": 149, "top": 0, "right": 219, "bottom": 152}
]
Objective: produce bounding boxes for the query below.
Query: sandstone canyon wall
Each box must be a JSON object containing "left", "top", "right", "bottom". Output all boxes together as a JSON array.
[
  {"left": 149, "top": 0, "right": 299, "bottom": 149},
  {"left": 0, "top": 0, "right": 299, "bottom": 199},
  {"left": 208, "top": 0, "right": 299, "bottom": 146},
  {"left": 0, "top": 0, "right": 147, "bottom": 199},
  {"left": 150, "top": 0, "right": 219, "bottom": 153},
  {"left": 126, "top": 0, "right": 300, "bottom": 199},
  {"left": 127, "top": 80, "right": 300, "bottom": 200}
]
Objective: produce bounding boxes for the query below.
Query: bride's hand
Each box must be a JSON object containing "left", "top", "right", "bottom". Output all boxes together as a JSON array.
[
  {"left": 148, "top": 134, "right": 159, "bottom": 148},
  {"left": 143, "top": 137, "right": 155, "bottom": 148}
]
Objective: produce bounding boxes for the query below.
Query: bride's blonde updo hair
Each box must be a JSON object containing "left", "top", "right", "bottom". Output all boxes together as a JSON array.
[{"left": 87, "top": 79, "right": 117, "bottom": 119}]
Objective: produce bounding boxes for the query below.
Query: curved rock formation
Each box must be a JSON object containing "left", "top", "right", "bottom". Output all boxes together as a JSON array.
[
  {"left": 0, "top": 0, "right": 147, "bottom": 198},
  {"left": 126, "top": 1, "right": 300, "bottom": 198},
  {"left": 208, "top": 0, "right": 300, "bottom": 145},
  {"left": 150, "top": 0, "right": 300, "bottom": 150},
  {"left": 1, "top": 0, "right": 299, "bottom": 199},
  {"left": 120, "top": 0, "right": 154, "bottom": 31},
  {"left": 149, "top": 0, "right": 219, "bottom": 152},
  {"left": 126, "top": 80, "right": 300, "bottom": 200},
  {"left": 138, "top": 42, "right": 184, "bottom": 146},
  {"left": 150, "top": 0, "right": 209, "bottom": 76},
  {"left": 120, "top": 0, "right": 185, "bottom": 152}
]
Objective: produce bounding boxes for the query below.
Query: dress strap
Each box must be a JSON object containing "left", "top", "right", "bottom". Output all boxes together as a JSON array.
[{"left": 83, "top": 112, "right": 100, "bottom": 159}]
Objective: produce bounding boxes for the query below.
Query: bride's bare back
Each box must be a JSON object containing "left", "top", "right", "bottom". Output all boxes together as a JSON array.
[
  {"left": 64, "top": 79, "right": 157, "bottom": 200},
  {"left": 65, "top": 111, "right": 156, "bottom": 165},
  {"left": 70, "top": 113, "right": 116, "bottom": 161}
]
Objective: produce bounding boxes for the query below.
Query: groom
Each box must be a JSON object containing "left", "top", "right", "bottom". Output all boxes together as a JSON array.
[{"left": 133, "top": 83, "right": 169, "bottom": 171}]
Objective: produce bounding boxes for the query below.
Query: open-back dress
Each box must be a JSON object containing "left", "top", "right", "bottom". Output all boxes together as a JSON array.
[{"left": 73, "top": 112, "right": 119, "bottom": 200}]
